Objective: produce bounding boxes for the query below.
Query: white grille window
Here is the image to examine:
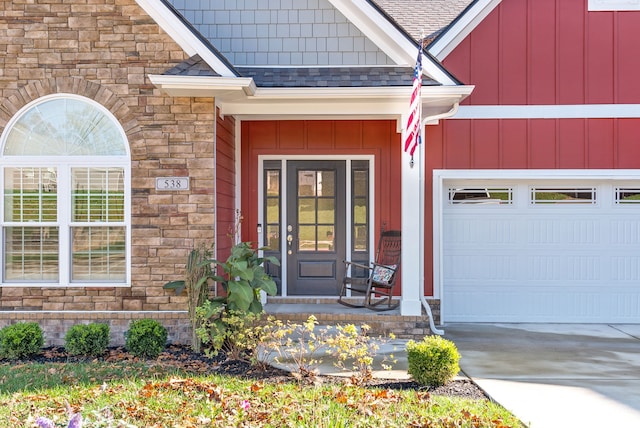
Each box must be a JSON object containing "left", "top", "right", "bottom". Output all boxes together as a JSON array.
[
  {"left": 615, "top": 188, "right": 640, "bottom": 204},
  {"left": 0, "top": 95, "right": 130, "bottom": 286},
  {"left": 448, "top": 188, "right": 513, "bottom": 205},
  {"left": 531, "top": 188, "right": 596, "bottom": 204}
]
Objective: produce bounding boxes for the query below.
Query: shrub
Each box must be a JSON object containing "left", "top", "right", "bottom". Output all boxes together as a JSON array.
[
  {"left": 0, "top": 322, "right": 44, "bottom": 360},
  {"left": 124, "top": 319, "right": 167, "bottom": 359},
  {"left": 406, "top": 335, "right": 460, "bottom": 387},
  {"left": 196, "top": 306, "right": 264, "bottom": 360},
  {"left": 64, "top": 323, "right": 110, "bottom": 356}
]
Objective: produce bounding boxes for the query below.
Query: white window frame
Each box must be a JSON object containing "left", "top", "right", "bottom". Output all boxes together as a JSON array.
[{"left": 0, "top": 94, "right": 131, "bottom": 287}]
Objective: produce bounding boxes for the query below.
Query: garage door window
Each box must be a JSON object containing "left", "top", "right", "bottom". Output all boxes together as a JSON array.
[
  {"left": 531, "top": 188, "right": 596, "bottom": 204},
  {"left": 615, "top": 188, "right": 640, "bottom": 204},
  {"left": 448, "top": 188, "right": 512, "bottom": 205}
]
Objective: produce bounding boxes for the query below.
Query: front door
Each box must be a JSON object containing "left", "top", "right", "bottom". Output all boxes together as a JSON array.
[{"left": 286, "top": 160, "right": 346, "bottom": 295}]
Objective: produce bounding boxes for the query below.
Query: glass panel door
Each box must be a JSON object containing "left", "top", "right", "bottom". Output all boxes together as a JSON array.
[{"left": 286, "top": 161, "right": 346, "bottom": 295}]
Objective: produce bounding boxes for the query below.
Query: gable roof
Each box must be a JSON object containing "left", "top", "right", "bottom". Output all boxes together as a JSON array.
[
  {"left": 140, "top": 0, "right": 474, "bottom": 124},
  {"left": 370, "top": 0, "right": 474, "bottom": 42}
]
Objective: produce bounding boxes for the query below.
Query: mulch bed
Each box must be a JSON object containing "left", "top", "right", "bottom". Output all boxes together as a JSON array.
[{"left": 4, "top": 345, "right": 488, "bottom": 401}]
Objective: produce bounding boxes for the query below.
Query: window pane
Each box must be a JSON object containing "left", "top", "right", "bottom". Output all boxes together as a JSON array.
[
  {"left": 354, "top": 197, "right": 367, "bottom": 223},
  {"left": 449, "top": 188, "right": 513, "bottom": 205},
  {"left": 354, "top": 225, "right": 368, "bottom": 251},
  {"left": 353, "top": 170, "right": 368, "bottom": 197},
  {"left": 4, "top": 168, "right": 58, "bottom": 222},
  {"left": 4, "top": 98, "right": 127, "bottom": 156},
  {"left": 72, "top": 168, "right": 125, "bottom": 222},
  {"left": 71, "top": 226, "right": 126, "bottom": 281},
  {"left": 4, "top": 226, "right": 59, "bottom": 281},
  {"left": 317, "top": 198, "right": 335, "bottom": 224},
  {"left": 317, "top": 225, "right": 335, "bottom": 252},
  {"left": 317, "top": 171, "right": 335, "bottom": 197},
  {"left": 531, "top": 188, "right": 596, "bottom": 204},
  {"left": 616, "top": 188, "right": 640, "bottom": 204},
  {"left": 266, "top": 225, "right": 280, "bottom": 251},
  {"left": 298, "top": 198, "right": 316, "bottom": 223},
  {"left": 266, "top": 170, "right": 280, "bottom": 196},
  {"left": 266, "top": 197, "right": 279, "bottom": 224},
  {"left": 298, "top": 225, "right": 316, "bottom": 252},
  {"left": 298, "top": 171, "right": 316, "bottom": 196}
]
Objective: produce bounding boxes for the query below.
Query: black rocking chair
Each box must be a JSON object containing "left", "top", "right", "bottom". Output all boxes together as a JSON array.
[{"left": 338, "top": 228, "right": 401, "bottom": 311}]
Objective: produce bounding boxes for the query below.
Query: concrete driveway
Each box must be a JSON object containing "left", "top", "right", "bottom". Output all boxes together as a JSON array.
[{"left": 444, "top": 324, "right": 640, "bottom": 428}]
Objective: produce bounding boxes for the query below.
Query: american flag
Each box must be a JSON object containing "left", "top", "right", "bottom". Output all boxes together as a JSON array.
[{"left": 404, "top": 45, "right": 423, "bottom": 157}]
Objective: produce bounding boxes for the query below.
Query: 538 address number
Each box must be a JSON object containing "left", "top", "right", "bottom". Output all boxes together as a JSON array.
[{"left": 155, "top": 177, "right": 190, "bottom": 191}]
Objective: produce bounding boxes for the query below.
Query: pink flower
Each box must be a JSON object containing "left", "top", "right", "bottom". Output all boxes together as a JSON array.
[{"left": 240, "top": 400, "right": 250, "bottom": 411}]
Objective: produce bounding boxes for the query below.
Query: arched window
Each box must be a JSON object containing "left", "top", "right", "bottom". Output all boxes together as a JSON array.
[{"left": 0, "top": 95, "right": 130, "bottom": 286}]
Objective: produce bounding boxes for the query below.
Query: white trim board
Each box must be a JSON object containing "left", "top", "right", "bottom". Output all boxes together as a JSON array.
[{"left": 452, "top": 104, "right": 640, "bottom": 119}]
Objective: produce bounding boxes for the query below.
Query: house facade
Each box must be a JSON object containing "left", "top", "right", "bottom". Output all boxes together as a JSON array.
[{"left": 2, "top": 0, "right": 636, "bottom": 345}]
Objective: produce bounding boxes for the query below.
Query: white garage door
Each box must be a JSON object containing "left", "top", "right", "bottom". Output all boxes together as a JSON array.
[{"left": 442, "top": 180, "right": 640, "bottom": 323}]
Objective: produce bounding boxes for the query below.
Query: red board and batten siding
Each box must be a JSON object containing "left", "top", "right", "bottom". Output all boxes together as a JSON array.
[
  {"left": 215, "top": 109, "right": 237, "bottom": 264},
  {"left": 445, "top": 0, "right": 640, "bottom": 105},
  {"left": 240, "top": 119, "right": 402, "bottom": 267},
  {"left": 422, "top": 0, "right": 640, "bottom": 295}
]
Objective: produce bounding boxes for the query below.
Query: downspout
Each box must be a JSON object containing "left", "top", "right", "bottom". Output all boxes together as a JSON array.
[{"left": 419, "top": 102, "right": 460, "bottom": 336}]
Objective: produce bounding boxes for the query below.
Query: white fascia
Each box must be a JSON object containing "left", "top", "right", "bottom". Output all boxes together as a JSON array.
[
  {"left": 327, "top": 0, "right": 458, "bottom": 85},
  {"left": 147, "top": 75, "right": 256, "bottom": 98},
  {"left": 135, "top": 0, "right": 237, "bottom": 77},
  {"left": 217, "top": 85, "right": 474, "bottom": 125},
  {"left": 429, "top": 0, "right": 502, "bottom": 61},
  {"left": 149, "top": 74, "right": 473, "bottom": 124}
]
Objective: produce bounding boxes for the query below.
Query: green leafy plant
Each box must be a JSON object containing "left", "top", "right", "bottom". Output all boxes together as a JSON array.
[
  {"left": 163, "top": 243, "right": 214, "bottom": 353},
  {"left": 207, "top": 241, "right": 279, "bottom": 315},
  {"left": 195, "top": 239, "right": 279, "bottom": 358},
  {"left": 406, "top": 335, "right": 461, "bottom": 387},
  {"left": 64, "top": 323, "right": 110, "bottom": 357},
  {"left": 0, "top": 322, "right": 44, "bottom": 360},
  {"left": 124, "top": 319, "right": 167, "bottom": 359}
]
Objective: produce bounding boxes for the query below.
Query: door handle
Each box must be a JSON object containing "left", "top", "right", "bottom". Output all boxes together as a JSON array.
[{"left": 287, "top": 225, "right": 293, "bottom": 255}]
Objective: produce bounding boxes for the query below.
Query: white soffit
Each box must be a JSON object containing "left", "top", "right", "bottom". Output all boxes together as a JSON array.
[
  {"left": 429, "top": 0, "right": 502, "bottom": 61},
  {"left": 328, "top": 0, "right": 458, "bottom": 85},
  {"left": 135, "top": 0, "right": 237, "bottom": 77}
]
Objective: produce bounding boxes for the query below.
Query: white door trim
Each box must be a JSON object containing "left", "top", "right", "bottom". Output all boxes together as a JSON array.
[{"left": 258, "top": 155, "right": 375, "bottom": 297}]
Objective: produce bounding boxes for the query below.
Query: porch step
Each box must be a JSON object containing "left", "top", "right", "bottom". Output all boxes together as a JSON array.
[{"left": 263, "top": 297, "right": 435, "bottom": 339}]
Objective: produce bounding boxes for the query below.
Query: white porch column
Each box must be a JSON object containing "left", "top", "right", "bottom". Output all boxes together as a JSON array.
[{"left": 400, "top": 130, "right": 424, "bottom": 316}]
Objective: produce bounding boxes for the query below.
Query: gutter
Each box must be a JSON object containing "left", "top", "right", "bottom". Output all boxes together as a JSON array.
[{"left": 418, "top": 103, "right": 461, "bottom": 336}]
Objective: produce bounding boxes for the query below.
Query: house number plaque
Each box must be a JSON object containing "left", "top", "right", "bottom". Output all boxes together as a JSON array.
[{"left": 155, "top": 177, "right": 190, "bottom": 191}]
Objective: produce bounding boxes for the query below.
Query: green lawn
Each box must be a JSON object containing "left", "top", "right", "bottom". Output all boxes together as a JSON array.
[{"left": 0, "top": 358, "right": 522, "bottom": 427}]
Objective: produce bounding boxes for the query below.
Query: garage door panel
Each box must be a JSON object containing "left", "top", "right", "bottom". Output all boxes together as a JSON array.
[
  {"left": 444, "top": 253, "right": 519, "bottom": 281},
  {"left": 444, "top": 216, "right": 520, "bottom": 245},
  {"left": 445, "top": 285, "right": 640, "bottom": 322},
  {"left": 612, "top": 255, "right": 640, "bottom": 280},
  {"left": 443, "top": 180, "right": 640, "bottom": 323}
]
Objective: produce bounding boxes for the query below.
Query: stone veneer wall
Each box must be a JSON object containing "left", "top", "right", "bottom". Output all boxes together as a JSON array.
[{"left": 0, "top": 0, "right": 220, "bottom": 345}]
